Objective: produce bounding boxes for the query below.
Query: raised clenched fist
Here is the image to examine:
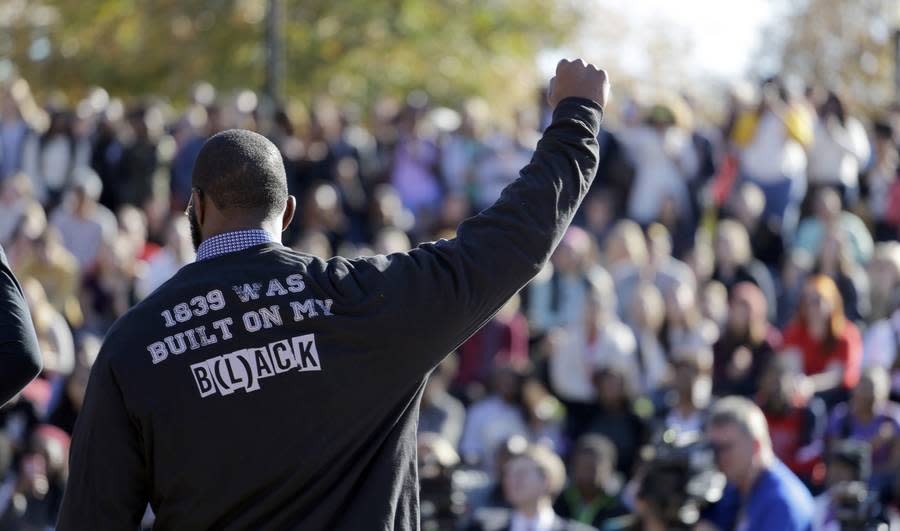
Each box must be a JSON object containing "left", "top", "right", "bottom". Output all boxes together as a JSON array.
[{"left": 547, "top": 59, "right": 610, "bottom": 110}]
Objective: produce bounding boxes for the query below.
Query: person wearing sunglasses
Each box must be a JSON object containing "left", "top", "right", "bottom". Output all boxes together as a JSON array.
[{"left": 700, "top": 396, "right": 814, "bottom": 531}]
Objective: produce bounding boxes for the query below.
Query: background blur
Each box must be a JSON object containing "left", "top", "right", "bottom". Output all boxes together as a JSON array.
[{"left": 0, "top": 0, "right": 899, "bottom": 529}]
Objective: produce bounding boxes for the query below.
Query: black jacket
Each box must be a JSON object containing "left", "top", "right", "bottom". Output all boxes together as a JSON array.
[
  {"left": 0, "top": 245, "right": 42, "bottom": 406},
  {"left": 57, "top": 98, "right": 603, "bottom": 530}
]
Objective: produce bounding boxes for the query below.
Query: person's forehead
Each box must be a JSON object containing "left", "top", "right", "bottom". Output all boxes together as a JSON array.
[
  {"left": 708, "top": 422, "right": 747, "bottom": 441},
  {"left": 506, "top": 456, "right": 539, "bottom": 473}
]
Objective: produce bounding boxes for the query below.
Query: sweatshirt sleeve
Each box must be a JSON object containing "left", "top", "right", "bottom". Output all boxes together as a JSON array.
[
  {"left": 0, "top": 245, "right": 42, "bottom": 406},
  {"left": 351, "top": 97, "right": 602, "bottom": 369},
  {"left": 57, "top": 345, "right": 148, "bottom": 530}
]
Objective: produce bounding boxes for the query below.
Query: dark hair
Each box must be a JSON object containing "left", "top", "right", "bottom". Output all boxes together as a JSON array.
[
  {"left": 573, "top": 434, "right": 618, "bottom": 468},
  {"left": 191, "top": 129, "right": 288, "bottom": 219}
]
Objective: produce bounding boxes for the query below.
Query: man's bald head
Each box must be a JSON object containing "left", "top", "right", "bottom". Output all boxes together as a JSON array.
[{"left": 191, "top": 129, "right": 288, "bottom": 219}]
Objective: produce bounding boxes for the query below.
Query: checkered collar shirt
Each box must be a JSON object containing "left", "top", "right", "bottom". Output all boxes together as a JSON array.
[{"left": 195, "top": 229, "right": 277, "bottom": 262}]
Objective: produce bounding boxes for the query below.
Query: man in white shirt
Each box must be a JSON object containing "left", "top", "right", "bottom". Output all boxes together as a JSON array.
[{"left": 467, "top": 444, "right": 597, "bottom": 531}]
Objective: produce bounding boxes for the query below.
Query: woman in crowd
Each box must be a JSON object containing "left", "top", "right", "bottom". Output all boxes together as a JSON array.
[
  {"left": 713, "top": 282, "right": 779, "bottom": 397},
  {"left": 782, "top": 275, "right": 863, "bottom": 408}
]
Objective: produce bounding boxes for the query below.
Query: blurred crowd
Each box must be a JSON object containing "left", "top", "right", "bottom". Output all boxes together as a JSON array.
[{"left": 0, "top": 72, "right": 899, "bottom": 530}]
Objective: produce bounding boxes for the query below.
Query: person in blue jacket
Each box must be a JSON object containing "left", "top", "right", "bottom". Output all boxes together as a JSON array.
[{"left": 702, "top": 396, "right": 815, "bottom": 531}]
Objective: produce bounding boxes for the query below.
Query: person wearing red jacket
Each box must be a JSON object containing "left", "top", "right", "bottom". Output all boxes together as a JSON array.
[{"left": 782, "top": 274, "right": 862, "bottom": 408}]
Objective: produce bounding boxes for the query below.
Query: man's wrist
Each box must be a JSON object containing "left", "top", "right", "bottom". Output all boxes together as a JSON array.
[{"left": 551, "top": 97, "right": 604, "bottom": 135}]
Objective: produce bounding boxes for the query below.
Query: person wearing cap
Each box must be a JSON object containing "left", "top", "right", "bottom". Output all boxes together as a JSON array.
[{"left": 57, "top": 60, "right": 610, "bottom": 530}]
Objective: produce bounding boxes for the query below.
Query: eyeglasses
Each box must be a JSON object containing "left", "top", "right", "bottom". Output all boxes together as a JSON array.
[
  {"left": 709, "top": 440, "right": 736, "bottom": 456},
  {"left": 184, "top": 187, "right": 203, "bottom": 217}
]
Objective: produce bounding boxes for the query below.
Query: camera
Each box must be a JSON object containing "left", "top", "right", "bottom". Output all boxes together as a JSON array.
[{"left": 635, "top": 429, "right": 727, "bottom": 529}]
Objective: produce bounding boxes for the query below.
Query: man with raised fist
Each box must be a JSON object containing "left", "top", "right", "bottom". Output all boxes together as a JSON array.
[{"left": 58, "top": 59, "right": 609, "bottom": 530}]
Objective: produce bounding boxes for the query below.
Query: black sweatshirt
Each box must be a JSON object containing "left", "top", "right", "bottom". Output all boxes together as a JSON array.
[
  {"left": 0, "top": 245, "right": 42, "bottom": 407},
  {"left": 57, "top": 98, "right": 602, "bottom": 531}
]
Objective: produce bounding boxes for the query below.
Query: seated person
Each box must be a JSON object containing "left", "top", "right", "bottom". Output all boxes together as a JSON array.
[
  {"left": 466, "top": 443, "right": 597, "bottom": 531},
  {"left": 554, "top": 435, "right": 628, "bottom": 528},
  {"left": 825, "top": 366, "right": 900, "bottom": 491},
  {"left": 756, "top": 356, "right": 827, "bottom": 486}
]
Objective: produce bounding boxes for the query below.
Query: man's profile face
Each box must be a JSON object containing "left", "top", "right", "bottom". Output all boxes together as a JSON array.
[
  {"left": 708, "top": 423, "right": 755, "bottom": 485},
  {"left": 502, "top": 457, "right": 547, "bottom": 508}
]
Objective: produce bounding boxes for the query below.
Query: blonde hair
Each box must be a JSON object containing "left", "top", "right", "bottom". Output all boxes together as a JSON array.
[{"left": 518, "top": 444, "right": 567, "bottom": 498}]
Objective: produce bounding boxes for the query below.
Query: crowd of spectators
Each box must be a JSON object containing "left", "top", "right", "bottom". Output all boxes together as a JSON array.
[{"left": 0, "top": 73, "right": 898, "bottom": 529}]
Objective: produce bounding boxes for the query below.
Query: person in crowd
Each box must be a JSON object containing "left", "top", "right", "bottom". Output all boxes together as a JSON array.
[
  {"left": 467, "top": 443, "right": 598, "bottom": 531},
  {"left": 702, "top": 396, "right": 815, "bottom": 531},
  {"left": 618, "top": 99, "right": 698, "bottom": 227},
  {"left": 711, "top": 219, "right": 778, "bottom": 320},
  {"left": 812, "top": 229, "right": 870, "bottom": 322},
  {"left": 824, "top": 366, "right": 900, "bottom": 490},
  {"left": 794, "top": 187, "right": 873, "bottom": 266},
  {"left": 116, "top": 106, "right": 160, "bottom": 209},
  {"left": 731, "top": 77, "right": 812, "bottom": 240},
  {"left": 48, "top": 168, "right": 118, "bottom": 272},
  {"left": 14, "top": 226, "right": 81, "bottom": 325},
  {"left": 807, "top": 90, "right": 870, "bottom": 207},
  {"left": 863, "top": 121, "right": 900, "bottom": 242},
  {"left": 0, "top": 81, "right": 36, "bottom": 181},
  {"left": 389, "top": 103, "right": 442, "bottom": 225},
  {"left": 862, "top": 303, "right": 900, "bottom": 401},
  {"left": 582, "top": 357, "right": 651, "bottom": 477},
  {"left": 0, "top": 172, "right": 39, "bottom": 246},
  {"left": 548, "top": 271, "right": 635, "bottom": 440},
  {"left": 660, "top": 281, "right": 717, "bottom": 355},
  {"left": 725, "top": 182, "right": 784, "bottom": 271},
  {"left": 812, "top": 439, "right": 871, "bottom": 531},
  {"left": 554, "top": 435, "right": 628, "bottom": 528},
  {"left": 170, "top": 104, "right": 224, "bottom": 211},
  {"left": 460, "top": 364, "right": 532, "bottom": 472},
  {"left": 21, "top": 279, "right": 74, "bottom": 385},
  {"left": 866, "top": 242, "right": 900, "bottom": 323},
  {"left": 624, "top": 283, "right": 669, "bottom": 394},
  {"left": 420, "top": 355, "right": 467, "bottom": 449},
  {"left": 713, "top": 281, "right": 779, "bottom": 397},
  {"left": 47, "top": 335, "right": 101, "bottom": 435},
  {"left": 602, "top": 220, "right": 647, "bottom": 279},
  {"left": 783, "top": 274, "right": 863, "bottom": 407},
  {"left": 756, "top": 355, "right": 827, "bottom": 485},
  {"left": 456, "top": 294, "right": 530, "bottom": 404},
  {"left": 654, "top": 347, "right": 713, "bottom": 438},
  {"left": 613, "top": 224, "right": 695, "bottom": 319},
  {"left": 134, "top": 216, "right": 194, "bottom": 299},
  {"left": 528, "top": 226, "right": 598, "bottom": 336},
  {"left": 22, "top": 109, "right": 91, "bottom": 207}
]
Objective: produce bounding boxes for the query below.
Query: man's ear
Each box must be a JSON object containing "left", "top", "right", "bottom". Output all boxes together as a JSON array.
[{"left": 281, "top": 195, "right": 297, "bottom": 232}]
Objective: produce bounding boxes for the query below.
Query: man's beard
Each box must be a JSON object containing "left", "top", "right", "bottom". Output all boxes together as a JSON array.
[{"left": 187, "top": 204, "right": 203, "bottom": 252}]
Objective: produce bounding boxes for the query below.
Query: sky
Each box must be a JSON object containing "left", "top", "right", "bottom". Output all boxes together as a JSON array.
[{"left": 540, "top": 0, "right": 777, "bottom": 82}]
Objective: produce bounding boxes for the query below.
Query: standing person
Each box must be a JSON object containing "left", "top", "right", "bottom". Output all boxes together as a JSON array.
[
  {"left": 731, "top": 78, "right": 812, "bottom": 241},
  {"left": 806, "top": 90, "right": 870, "bottom": 207},
  {"left": 57, "top": 60, "right": 610, "bottom": 530},
  {"left": 702, "top": 397, "right": 815, "bottom": 531},
  {"left": 0, "top": 244, "right": 42, "bottom": 406}
]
